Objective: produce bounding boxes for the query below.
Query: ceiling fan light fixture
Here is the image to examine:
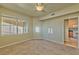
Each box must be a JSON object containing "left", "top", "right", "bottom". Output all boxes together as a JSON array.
[{"left": 35, "top": 3, "right": 44, "bottom": 11}]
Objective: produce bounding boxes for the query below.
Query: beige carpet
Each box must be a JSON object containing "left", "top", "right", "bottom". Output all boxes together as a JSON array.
[{"left": 0, "top": 39, "right": 79, "bottom": 55}]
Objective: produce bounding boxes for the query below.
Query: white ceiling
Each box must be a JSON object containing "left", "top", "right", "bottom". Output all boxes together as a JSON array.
[{"left": 0, "top": 3, "right": 76, "bottom": 17}]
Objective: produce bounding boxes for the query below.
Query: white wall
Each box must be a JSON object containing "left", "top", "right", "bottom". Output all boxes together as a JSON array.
[
  {"left": 41, "top": 18, "right": 64, "bottom": 44},
  {"left": 32, "top": 17, "right": 42, "bottom": 39}
]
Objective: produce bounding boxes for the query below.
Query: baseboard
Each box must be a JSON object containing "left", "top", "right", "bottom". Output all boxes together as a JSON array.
[
  {"left": 42, "top": 38, "right": 64, "bottom": 45},
  {"left": 32, "top": 38, "right": 64, "bottom": 45},
  {"left": 0, "top": 39, "right": 31, "bottom": 49}
]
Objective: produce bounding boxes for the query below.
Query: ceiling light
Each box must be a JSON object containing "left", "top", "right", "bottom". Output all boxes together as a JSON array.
[{"left": 35, "top": 3, "right": 44, "bottom": 11}]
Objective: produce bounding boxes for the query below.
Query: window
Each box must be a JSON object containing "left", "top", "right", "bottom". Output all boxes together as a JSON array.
[
  {"left": 48, "top": 27, "right": 53, "bottom": 34},
  {"left": 1, "top": 17, "right": 17, "bottom": 35},
  {"left": 0, "top": 16, "right": 28, "bottom": 35},
  {"left": 35, "top": 26, "right": 40, "bottom": 33},
  {"left": 17, "top": 19, "right": 24, "bottom": 34}
]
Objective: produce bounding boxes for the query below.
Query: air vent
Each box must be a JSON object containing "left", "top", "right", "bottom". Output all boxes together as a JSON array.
[{"left": 51, "top": 13, "right": 55, "bottom": 16}]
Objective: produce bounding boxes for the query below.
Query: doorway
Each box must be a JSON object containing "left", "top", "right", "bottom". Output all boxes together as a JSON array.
[{"left": 64, "top": 18, "right": 78, "bottom": 48}]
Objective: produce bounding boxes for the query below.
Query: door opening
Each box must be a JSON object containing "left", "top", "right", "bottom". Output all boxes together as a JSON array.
[{"left": 64, "top": 18, "right": 78, "bottom": 48}]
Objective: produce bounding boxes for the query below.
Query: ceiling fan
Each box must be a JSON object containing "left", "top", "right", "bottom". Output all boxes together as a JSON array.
[
  {"left": 35, "top": 3, "right": 46, "bottom": 12},
  {"left": 35, "top": 3, "right": 55, "bottom": 15}
]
